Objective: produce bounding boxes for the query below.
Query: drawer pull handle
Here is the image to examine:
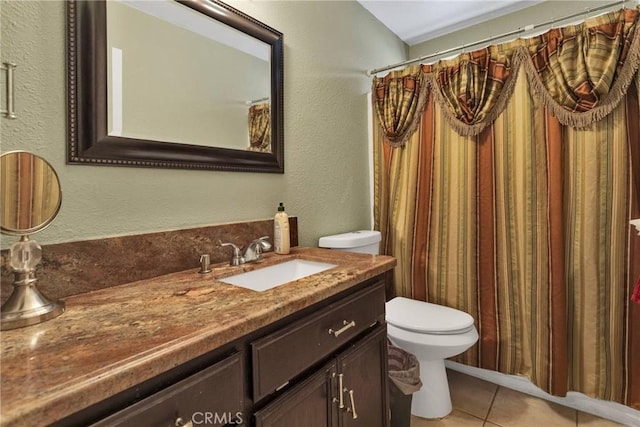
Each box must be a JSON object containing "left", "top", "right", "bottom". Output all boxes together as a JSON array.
[
  {"left": 332, "top": 372, "right": 346, "bottom": 409},
  {"left": 1, "top": 62, "right": 16, "bottom": 119},
  {"left": 329, "top": 320, "right": 356, "bottom": 338},
  {"left": 337, "top": 373, "right": 345, "bottom": 408},
  {"left": 275, "top": 380, "right": 289, "bottom": 391},
  {"left": 346, "top": 389, "right": 358, "bottom": 419},
  {"left": 175, "top": 417, "right": 193, "bottom": 427}
]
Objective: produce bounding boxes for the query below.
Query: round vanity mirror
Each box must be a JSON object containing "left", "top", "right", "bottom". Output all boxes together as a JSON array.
[
  {"left": 1, "top": 151, "right": 62, "bottom": 235},
  {"left": 1, "top": 151, "right": 64, "bottom": 330}
]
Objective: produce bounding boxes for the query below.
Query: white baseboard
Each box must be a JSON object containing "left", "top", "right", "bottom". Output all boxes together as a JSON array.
[{"left": 445, "top": 361, "right": 640, "bottom": 427}]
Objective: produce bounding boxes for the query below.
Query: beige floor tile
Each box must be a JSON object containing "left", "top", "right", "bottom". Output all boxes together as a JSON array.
[
  {"left": 447, "top": 369, "right": 499, "bottom": 419},
  {"left": 577, "top": 411, "right": 624, "bottom": 426},
  {"left": 411, "top": 410, "right": 485, "bottom": 426},
  {"left": 486, "top": 386, "right": 577, "bottom": 427}
]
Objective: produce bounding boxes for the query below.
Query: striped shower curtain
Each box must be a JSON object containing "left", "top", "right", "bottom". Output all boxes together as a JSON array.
[
  {"left": 248, "top": 103, "right": 271, "bottom": 152},
  {"left": 373, "top": 8, "right": 640, "bottom": 408}
]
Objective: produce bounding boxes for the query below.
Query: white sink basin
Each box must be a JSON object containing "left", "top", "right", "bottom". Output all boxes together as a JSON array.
[{"left": 219, "top": 259, "right": 337, "bottom": 292}]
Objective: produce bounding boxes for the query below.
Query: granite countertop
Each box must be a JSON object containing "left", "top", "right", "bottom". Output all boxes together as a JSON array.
[{"left": 0, "top": 247, "right": 395, "bottom": 427}]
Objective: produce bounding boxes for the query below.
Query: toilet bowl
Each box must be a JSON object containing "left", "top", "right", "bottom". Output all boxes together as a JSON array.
[{"left": 386, "top": 297, "right": 478, "bottom": 419}]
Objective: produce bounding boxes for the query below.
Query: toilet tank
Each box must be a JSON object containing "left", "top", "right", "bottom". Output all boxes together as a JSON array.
[{"left": 318, "top": 230, "right": 381, "bottom": 255}]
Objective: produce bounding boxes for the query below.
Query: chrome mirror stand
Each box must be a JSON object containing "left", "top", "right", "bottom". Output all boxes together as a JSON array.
[{"left": 1, "top": 235, "right": 64, "bottom": 330}]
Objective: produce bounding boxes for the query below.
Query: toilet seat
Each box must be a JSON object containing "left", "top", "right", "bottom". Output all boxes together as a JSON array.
[{"left": 386, "top": 297, "right": 475, "bottom": 335}]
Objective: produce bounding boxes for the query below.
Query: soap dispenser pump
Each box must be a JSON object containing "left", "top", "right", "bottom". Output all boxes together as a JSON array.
[{"left": 274, "top": 202, "right": 290, "bottom": 254}]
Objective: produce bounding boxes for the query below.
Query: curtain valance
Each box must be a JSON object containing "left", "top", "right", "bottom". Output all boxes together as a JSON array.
[
  {"left": 248, "top": 103, "right": 271, "bottom": 152},
  {"left": 372, "top": 7, "right": 640, "bottom": 142},
  {"left": 372, "top": 69, "right": 429, "bottom": 146}
]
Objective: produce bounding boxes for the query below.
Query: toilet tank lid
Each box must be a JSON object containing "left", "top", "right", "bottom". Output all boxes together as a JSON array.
[
  {"left": 318, "top": 230, "right": 381, "bottom": 249},
  {"left": 386, "top": 297, "right": 475, "bottom": 334}
]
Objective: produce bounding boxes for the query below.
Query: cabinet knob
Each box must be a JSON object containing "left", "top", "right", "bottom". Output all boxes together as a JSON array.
[
  {"left": 328, "top": 320, "right": 356, "bottom": 338},
  {"left": 175, "top": 417, "right": 193, "bottom": 427}
]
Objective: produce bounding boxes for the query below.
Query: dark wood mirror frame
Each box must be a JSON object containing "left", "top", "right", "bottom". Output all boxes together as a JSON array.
[{"left": 67, "top": 0, "right": 284, "bottom": 173}]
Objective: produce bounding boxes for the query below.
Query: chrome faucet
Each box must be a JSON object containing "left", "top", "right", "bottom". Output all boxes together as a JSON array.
[
  {"left": 243, "top": 236, "right": 271, "bottom": 263},
  {"left": 218, "top": 236, "right": 271, "bottom": 266}
]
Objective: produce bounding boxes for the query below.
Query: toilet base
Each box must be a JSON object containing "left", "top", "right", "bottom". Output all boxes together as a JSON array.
[{"left": 411, "top": 358, "right": 452, "bottom": 419}]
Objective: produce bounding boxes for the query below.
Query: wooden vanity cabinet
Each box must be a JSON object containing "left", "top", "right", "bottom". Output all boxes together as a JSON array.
[{"left": 76, "top": 277, "right": 389, "bottom": 427}]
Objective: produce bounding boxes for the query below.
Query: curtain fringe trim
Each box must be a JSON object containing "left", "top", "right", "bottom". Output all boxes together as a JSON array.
[
  {"left": 524, "top": 26, "right": 640, "bottom": 130},
  {"left": 375, "top": 7, "right": 640, "bottom": 143},
  {"left": 428, "top": 51, "right": 526, "bottom": 138}
]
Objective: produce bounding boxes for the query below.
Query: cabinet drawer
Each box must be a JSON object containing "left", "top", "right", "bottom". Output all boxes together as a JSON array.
[
  {"left": 92, "top": 352, "right": 244, "bottom": 427},
  {"left": 251, "top": 281, "right": 385, "bottom": 402}
]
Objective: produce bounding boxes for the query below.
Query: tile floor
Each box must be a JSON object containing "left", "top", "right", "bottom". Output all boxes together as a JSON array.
[{"left": 410, "top": 370, "right": 624, "bottom": 427}]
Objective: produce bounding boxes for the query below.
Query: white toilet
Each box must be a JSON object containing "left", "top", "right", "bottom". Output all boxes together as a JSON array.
[
  {"left": 319, "top": 230, "right": 479, "bottom": 420},
  {"left": 386, "top": 297, "right": 478, "bottom": 419}
]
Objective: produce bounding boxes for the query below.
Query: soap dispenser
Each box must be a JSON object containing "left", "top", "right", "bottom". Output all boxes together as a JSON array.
[{"left": 274, "top": 202, "right": 290, "bottom": 254}]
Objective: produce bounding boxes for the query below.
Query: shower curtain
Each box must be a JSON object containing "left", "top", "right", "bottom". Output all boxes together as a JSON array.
[
  {"left": 248, "top": 103, "right": 271, "bottom": 152},
  {"left": 372, "top": 8, "right": 640, "bottom": 408}
]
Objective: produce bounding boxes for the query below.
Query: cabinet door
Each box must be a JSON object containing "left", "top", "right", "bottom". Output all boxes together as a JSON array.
[
  {"left": 254, "top": 361, "right": 338, "bottom": 427},
  {"left": 337, "top": 325, "right": 389, "bottom": 427}
]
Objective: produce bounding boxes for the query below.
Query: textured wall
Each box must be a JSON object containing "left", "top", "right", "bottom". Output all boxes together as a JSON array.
[{"left": 0, "top": 0, "right": 407, "bottom": 248}]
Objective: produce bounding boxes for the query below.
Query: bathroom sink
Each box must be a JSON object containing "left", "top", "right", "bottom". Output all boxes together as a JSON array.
[{"left": 219, "top": 259, "right": 337, "bottom": 292}]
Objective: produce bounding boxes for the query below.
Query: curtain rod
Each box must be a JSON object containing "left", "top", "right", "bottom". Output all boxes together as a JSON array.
[
  {"left": 246, "top": 97, "right": 269, "bottom": 106},
  {"left": 366, "top": 0, "right": 632, "bottom": 76}
]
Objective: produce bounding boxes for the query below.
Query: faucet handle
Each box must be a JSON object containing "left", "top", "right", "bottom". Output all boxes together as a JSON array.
[
  {"left": 218, "top": 240, "right": 239, "bottom": 251},
  {"left": 218, "top": 240, "right": 243, "bottom": 266},
  {"left": 254, "top": 236, "right": 271, "bottom": 250}
]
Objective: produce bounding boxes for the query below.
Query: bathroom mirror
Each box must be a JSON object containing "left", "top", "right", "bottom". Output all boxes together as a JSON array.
[
  {"left": 67, "top": 0, "right": 284, "bottom": 173},
  {"left": 0, "top": 151, "right": 64, "bottom": 330},
  {"left": 1, "top": 151, "right": 62, "bottom": 236}
]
